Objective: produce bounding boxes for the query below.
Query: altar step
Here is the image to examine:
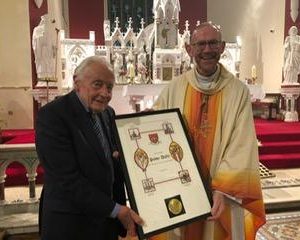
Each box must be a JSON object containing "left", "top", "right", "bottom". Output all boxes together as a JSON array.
[
  {"left": 255, "top": 119, "right": 300, "bottom": 169},
  {"left": 258, "top": 133, "right": 300, "bottom": 142},
  {"left": 259, "top": 141, "right": 300, "bottom": 154},
  {"left": 0, "top": 212, "right": 39, "bottom": 237},
  {"left": 259, "top": 152, "right": 300, "bottom": 169}
]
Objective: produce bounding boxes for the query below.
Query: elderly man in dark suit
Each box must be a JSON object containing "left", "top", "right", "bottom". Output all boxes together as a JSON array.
[{"left": 36, "top": 56, "right": 143, "bottom": 240}]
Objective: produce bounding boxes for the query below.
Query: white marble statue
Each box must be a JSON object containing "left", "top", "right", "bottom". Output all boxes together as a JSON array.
[
  {"left": 113, "top": 52, "right": 124, "bottom": 84},
  {"left": 32, "top": 14, "right": 57, "bottom": 81},
  {"left": 103, "top": 20, "right": 111, "bottom": 39},
  {"left": 283, "top": 26, "right": 300, "bottom": 85},
  {"left": 136, "top": 51, "right": 148, "bottom": 83},
  {"left": 181, "top": 49, "right": 191, "bottom": 73},
  {"left": 126, "top": 50, "right": 136, "bottom": 83}
]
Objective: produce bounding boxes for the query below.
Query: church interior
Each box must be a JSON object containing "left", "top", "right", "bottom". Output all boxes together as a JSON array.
[{"left": 1, "top": 0, "right": 300, "bottom": 239}]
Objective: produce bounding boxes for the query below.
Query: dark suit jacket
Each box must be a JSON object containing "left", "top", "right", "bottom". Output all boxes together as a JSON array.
[{"left": 36, "top": 90, "right": 126, "bottom": 240}]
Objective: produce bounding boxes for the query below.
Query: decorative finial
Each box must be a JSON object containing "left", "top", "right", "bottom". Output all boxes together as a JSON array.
[
  {"left": 140, "top": 18, "right": 145, "bottom": 29},
  {"left": 185, "top": 20, "right": 189, "bottom": 31},
  {"left": 128, "top": 17, "right": 133, "bottom": 29},
  {"left": 115, "top": 17, "right": 120, "bottom": 29}
]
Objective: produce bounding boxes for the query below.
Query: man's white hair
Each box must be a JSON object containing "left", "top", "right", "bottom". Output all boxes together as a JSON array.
[{"left": 74, "top": 56, "right": 113, "bottom": 78}]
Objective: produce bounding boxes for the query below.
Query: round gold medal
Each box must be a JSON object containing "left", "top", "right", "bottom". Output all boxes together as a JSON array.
[{"left": 168, "top": 198, "right": 182, "bottom": 215}]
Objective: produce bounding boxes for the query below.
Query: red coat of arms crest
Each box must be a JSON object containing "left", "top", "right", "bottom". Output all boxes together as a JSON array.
[{"left": 149, "top": 133, "right": 159, "bottom": 144}]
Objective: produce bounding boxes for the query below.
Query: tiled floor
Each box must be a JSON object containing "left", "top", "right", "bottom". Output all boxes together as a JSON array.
[
  {"left": 256, "top": 210, "right": 300, "bottom": 240},
  {"left": 0, "top": 213, "right": 38, "bottom": 234}
]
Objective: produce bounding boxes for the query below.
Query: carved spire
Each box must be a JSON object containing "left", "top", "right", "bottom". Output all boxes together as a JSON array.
[
  {"left": 128, "top": 17, "right": 133, "bottom": 29},
  {"left": 140, "top": 18, "right": 145, "bottom": 29},
  {"left": 115, "top": 17, "right": 120, "bottom": 29},
  {"left": 184, "top": 20, "right": 189, "bottom": 32}
]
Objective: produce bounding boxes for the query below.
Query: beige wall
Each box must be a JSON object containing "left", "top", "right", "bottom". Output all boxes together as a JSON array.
[
  {"left": 0, "top": 89, "right": 33, "bottom": 129},
  {"left": 0, "top": 0, "right": 33, "bottom": 129},
  {"left": 208, "top": 0, "right": 285, "bottom": 93}
]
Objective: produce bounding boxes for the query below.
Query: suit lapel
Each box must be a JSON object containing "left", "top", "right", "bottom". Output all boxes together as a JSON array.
[
  {"left": 68, "top": 91, "right": 107, "bottom": 161},
  {"left": 99, "top": 110, "right": 114, "bottom": 150}
]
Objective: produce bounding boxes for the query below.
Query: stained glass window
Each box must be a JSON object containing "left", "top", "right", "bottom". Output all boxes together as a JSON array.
[{"left": 108, "top": 0, "right": 153, "bottom": 32}]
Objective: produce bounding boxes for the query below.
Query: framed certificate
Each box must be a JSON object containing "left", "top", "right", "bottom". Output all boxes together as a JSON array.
[{"left": 115, "top": 108, "right": 212, "bottom": 239}]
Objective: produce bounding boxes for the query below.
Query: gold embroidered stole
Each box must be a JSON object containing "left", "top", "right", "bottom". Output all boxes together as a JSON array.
[
  {"left": 183, "top": 84, "right": 221, "bottom": 181},
  {"left": 180, "top": 84, "right": 222, "bottom": 240}
]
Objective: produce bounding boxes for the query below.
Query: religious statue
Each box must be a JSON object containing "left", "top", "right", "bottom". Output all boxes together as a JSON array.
[
  {"left": 283, "top": 26, "right": 300, "bottom": 85},
  {"left": 136, "top": 51, "right": 148, "bottom": 83},
  {"left": 181, "top": 49, "right": 191, "bottom": 73},
  {"left": 126, "top": 49, "right": 136, "bottom": 83},
  {"left": 32, "top": 14, "right": 58, "bottom": 81},
  {"left": 113, "top": 52, "right": 125, "bottom": 84},
  {"left": 103, "top": 20, "right": 111, "bottom": 40}
]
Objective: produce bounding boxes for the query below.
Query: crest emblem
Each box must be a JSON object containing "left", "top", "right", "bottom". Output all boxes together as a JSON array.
[{"left": 149, "top": 133, "right": 159, "bottom": 144}]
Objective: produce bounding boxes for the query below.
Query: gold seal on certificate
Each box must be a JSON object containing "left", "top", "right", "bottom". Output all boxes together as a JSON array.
[
  {"left": 165, "top": 195, "right": 186, "bottom": 218},
  {"left": 168, "top": 198, "right": 182, "bottom": 215}
]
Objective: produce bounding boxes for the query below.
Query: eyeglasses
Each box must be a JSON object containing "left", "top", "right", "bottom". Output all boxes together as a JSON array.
[{"left": 191, "top": 40, "right": 222, "bottom": 50}]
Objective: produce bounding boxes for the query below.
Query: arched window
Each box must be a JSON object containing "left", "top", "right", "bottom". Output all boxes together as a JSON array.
[{"left": 108, "top": 0, "right": 153, "bottom": 32}]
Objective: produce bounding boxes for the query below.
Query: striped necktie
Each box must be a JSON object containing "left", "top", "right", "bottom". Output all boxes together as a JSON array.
[{"left": 90, "top": 113, "right": 114, "bottom": 180}]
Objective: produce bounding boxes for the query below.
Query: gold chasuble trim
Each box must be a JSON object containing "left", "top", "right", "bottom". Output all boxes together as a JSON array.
[
  {"left": 180, "top": 83, "right": 221, "bottom": 240},
  {"left": 184, "top": 84, "right": 221, "bottom": 180}
]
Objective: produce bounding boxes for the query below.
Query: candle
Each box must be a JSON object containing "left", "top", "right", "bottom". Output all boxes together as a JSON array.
[
  {"left": 236, "top": 36, "right": 242, "bottom": 46},
  {"left": 251, "top": 65, "right": 257, "bottom": 79}
]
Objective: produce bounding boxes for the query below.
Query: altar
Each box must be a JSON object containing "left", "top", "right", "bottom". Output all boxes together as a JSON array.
[
  {"left": 247, "top": 84, "right": 266, "bottom": 102},
  {"left": 0, "top": 129, "right": 42, "bottom": 204},
  {"left": 31, "top": 0, "right": 242, "bottom": 107}
]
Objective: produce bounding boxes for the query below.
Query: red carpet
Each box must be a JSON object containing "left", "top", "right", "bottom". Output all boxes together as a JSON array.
[
  {"left": 255, "top": 118, "right": 300, "bottom": 169},
  {"left": 1, "top": 129, "right": 35, "bottom": 144}
]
